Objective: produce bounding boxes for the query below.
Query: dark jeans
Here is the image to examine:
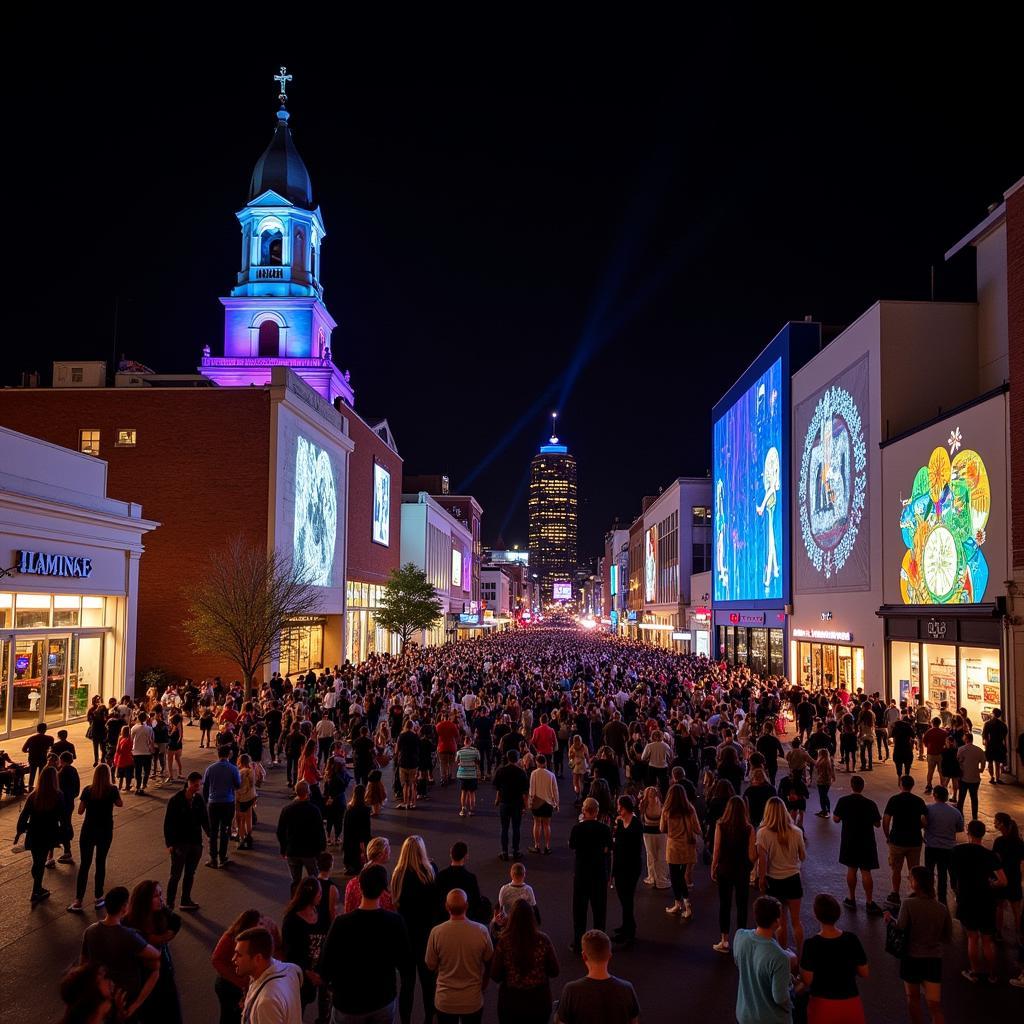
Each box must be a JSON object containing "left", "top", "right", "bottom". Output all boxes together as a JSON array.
[
  {"left": 858, "top": 741, "right": 873, "bottom": 770},
  {"left": 214, "top": 976, "right": 244, "bottom": 1024},
  {"left": 168, "top": 843, "right": 202, "bottom": 905},
  {"left": 287, "top": 855, "right": 318, "bottom": 894},
  {"left": 877, "top": 732, "right": 890, "bottom": 759},
  {"left": 437, "top": 1012, "right": 483, "bottom": 1024},
  {"left": 286, "top": 755, "right": 300, "bottom": 786},
  {"left": 817, "top": 784, "right": 831, "bottom": 814},
  {"left": 925, "top": 846, "right": 953, "bottom": 903},
  {"left": 30, "top": 844, "right": 49, "bottom": 895},
  {"left": 572, "top": 872, "right": 607, "bottom": 947},
  {"left": 957, "top": 781, "right": 980, "bottom": 820},
  {"left": 267, "top": 732, "right": 281, "bottom": 761},
  {"left": 499, "top": 802, "right": 523, "bottom": 854},
  {"left": 894, "top": 754, "right": 913, "bottom": 779},
  {"left": 717, "top": 875, "right": 750, "bottom": 933},
  {"left": 614, "top": 868, "right": 640, "bottom": 938},
  {"left": 669, "top": 862, "right": 690, "bottom": 902},
  {"left": 92, "top": 735, "right": 106, "bottom": 764},
  {"left": 133, "top": 754, "right": 152, "bottom": 789},
  {"left": 208, "top": 802, "right": 235, "bottom": 862},
  {"left": 76, "top": 828, "right": 113, "bottom": 900}
]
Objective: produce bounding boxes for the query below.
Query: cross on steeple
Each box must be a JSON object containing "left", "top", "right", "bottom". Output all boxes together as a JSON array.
[{"left": 274, "top": 66, "right": 293, "bottom": 104}]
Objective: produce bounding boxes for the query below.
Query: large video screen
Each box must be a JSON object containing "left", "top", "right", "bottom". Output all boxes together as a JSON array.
[
  {"left": 372, "top": 463, "right": 391, "bottom": 547},
  {"left": 553, "top": 581, "right": 572, "bottom": 601},
  {"left": 451, "top": 548, "right": 463, "bottom": 589},
  {"left": 644, "top": 526, "right": 657, "bottom": 602},
  {"left": 294, "top": 435, "right": 338, "bottom": 587},
  {"left": 713, "top": 356, "right": 784, "bottom": 602}
]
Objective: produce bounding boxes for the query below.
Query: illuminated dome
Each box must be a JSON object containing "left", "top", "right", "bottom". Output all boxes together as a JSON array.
[{"left": 248, "top": 109, "right": 315, "bottom": 210}]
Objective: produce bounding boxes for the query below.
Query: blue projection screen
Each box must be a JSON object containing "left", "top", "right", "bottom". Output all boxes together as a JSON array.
[{"left": 713, "top": 357, "right": 784, "bottom": 603}]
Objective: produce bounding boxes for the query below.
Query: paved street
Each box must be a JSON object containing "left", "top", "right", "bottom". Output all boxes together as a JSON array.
[{"left": 2, "top": 717, "right": 1022, "bottom": 1021}]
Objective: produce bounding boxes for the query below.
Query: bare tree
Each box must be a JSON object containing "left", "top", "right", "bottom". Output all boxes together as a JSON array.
[{"left": 182, "top": 537, "right": 318, "bottom": 694}]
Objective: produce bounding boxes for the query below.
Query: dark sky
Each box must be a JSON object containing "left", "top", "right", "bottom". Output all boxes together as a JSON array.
[{"left": 9, "top": 18, "right": 1020, "bottom": 561}]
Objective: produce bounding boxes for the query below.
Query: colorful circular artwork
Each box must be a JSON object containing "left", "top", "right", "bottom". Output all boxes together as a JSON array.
[
  {"left": 898, "top": 435, "right": 990, "bottom": 605},
  {"left": 798, "top": 385, "right": 867, "bottom": 578}
]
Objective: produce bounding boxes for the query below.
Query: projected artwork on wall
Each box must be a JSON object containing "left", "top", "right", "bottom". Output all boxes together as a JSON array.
[
  {"left": 713, "top": 357, "right": 784, "bottom": 602},
  {"left": 294, "top": 435, "right": 337, "bottom": 587},
  {"left": 451, "top": 548, "right": 463, "bottom": 589},
  {"left": 899, "top": 430, "right": 990, "bottom": 605},
  {"left": 797, "top": 356, "right": 869, "bottom": 584},
  {"left": 372, "top": 463, "right": 391, "bottom": 547},
  {"left": 644, "top": 526, "right": 657, "bottom": 603}
]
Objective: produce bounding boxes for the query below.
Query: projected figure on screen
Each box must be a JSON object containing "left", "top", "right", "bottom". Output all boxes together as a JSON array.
[
  {"left": 757, "top": 446, "right": 780, "bottom": 592},
  {"left": 715, "top": 479, "right": 729, "bottom": 597}
]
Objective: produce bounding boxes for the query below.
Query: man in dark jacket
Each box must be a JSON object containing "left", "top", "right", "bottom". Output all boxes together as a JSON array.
[
  {"left": 57, "top": 752, "right": 81, "bottom": 863},
  {"left": 164, "top": 771, "right": 208, "bottom": 911},
  {"left": 435, "top": 842, "right": 483, "bottom": 920},
  {"left": 22, "top": 722, "right": 54, "bottom": 790},
  {"left": 276, "top": 780, "right": 326, "bottom": 893}
]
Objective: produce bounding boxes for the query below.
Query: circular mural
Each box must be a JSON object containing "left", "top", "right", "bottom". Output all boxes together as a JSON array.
[
  {"left": 898, "top": 435, "right": 990, "bottom": 605},
  {"left": 798, "top": 385, "right": 867, "bottom": 578}
]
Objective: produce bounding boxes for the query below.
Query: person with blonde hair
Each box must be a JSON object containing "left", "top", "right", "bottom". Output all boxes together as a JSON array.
[
  {"left": 344, "top": 835, "right": 394, "bottom": 913},
  {"left": 638, "top": 786, "right": 669, "bottom": 889},
  {"left": 659, "top": 783, "right": 699, "bottom": 919},
  {"left": 391, "top": 835, "right": 440, "bottom": 1024},
  {"left": 756, "top": 796, "right": 807, "bottom": 954}
]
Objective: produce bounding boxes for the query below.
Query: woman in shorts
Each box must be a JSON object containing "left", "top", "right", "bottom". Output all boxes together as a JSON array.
[
  {"left": 234, "top": 754, "right": 256, "bottom": 850},
  {"left": 455, "top": 735, "right": 481, "bottom": 817},
  {"left": 756, "top": 796, "right": 807, "bottom": 955}
]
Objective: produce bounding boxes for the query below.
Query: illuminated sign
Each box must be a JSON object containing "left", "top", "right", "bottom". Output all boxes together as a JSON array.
[
  {"left": 609, "top": 564, "right": 618, "bottom": 596},
  {"left": 714, "top": 356, "right": 784, "bottom": 602},
  {"left": 644, "top": 526, "right": 657, "bottom": 602},
  {"left": 553, "top": 581, "right": 573, "bottom": 601},
  {"left": 451, "top": 548, "right": 463, "bottom": 589},
  {"left": 792, "top": 628, "right": 853, "bottom": 642},
  {"left": 672, "top": 631, "right": 692, "bottom": 641},
  {"left": 16, "top": 550, "right": 93, "bottom": 578},
  {"left": 610, "top": 610, "right": 619, "bottom": 629},
  {"left": 372, "top": 463, "right": 391, "bottom": 547},
  {"left": 293, "top": 436, "right": 338, "bottom": 587},
  {"left": 459, "top": 612, "right": 479, "bottom": 624}
]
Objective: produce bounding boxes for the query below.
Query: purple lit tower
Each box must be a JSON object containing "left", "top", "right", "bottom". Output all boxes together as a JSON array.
[{"left": 199, "top": 68, "right": 355, "bottom": 406}]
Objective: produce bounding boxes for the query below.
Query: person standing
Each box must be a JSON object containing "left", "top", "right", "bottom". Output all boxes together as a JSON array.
[
  {"left": 812, "top": 748, "right": 835, "bottom": 818},
  {"left": 280, "top": 877, "right": 323, "bottom": 1010},
  {"left": 756, "top": 797, "right": 807, "bottom": 955},
  {"left": 611, "top": 795, "right": 643, "bottom": 947},
  {"left": 317, "top": 863, "right": 415, "bottom": 1024},
  {"left": 232, "top": 926, "right": 304, "bottom": 1024},
  {"left": 392, "top": 835, "right": 441, "bottom": 1024},
  {"left": 981, "top": 708, "right": 1009, "bottom": 785},
  {"left": 396, "top": 721, "right": 422, "bottom": 810},
  {"left": 568, "top": 798, "right": 613, "bottom": 953},
  {"left": 124, "top": 879, "right": 184, "bottom": 1024},
  {"left": 163, "top": 771, "right": 208, "bottom": 912},
  {"left": 992, "top": 812, "right": 1024, "bottom": 940},
  {"left": 556, "top": 930, "right": 640, "bottom": 1024},
  {"left": 425, "top": 888, "right": 493, "bottom": 1024},
  {"left": 832, "top": 775, "right": 883, "bottom": 913},
  {"left": 891, "top": 713, "right": 916, "bottom": 781},
  {"left": 950, "top": 819, "right": 1006, "bottom": 983},
  {"left": 660, "top": 783, "right": 700, "bottom": 919},
  {"left": 883, "top": 775, "right": 928, "bottom": 906},
  {"left": 800, "top": 893, "right": 869, "bottom": 1023},
  {"left": 203, "top": 746, "right": 241, "bottom": 869},
  {"left": 922, "top": 718, "right": 948, "bottom": 794},
  {"left": 528, "top": 755, "right": 559, "bottom": 854},
  {"left": 14, "top": 764, "right": 67, "bottom": 903},
  {"left": 732, "top": 896, "right": 795, "bottom": 1024},
  {"left": 711, "top": 795, "right": 756, "bottom": 954},
  {"left": 489, "top": 899, "right": 559, "bottom": 1024},
  {"left": 130, "top": 712, "right": 156, "bottom": 794},
  {"left": 638, "top": 786, "right": 670, "bottom": 889},
  {"left": 955, "top": 733, "right": 985, "bottom": 821},
  {"left": 922, "top": 786, "right": 962, "bottom": 905},
  {"left": 436, "top": 842, "right": 483, "bottom": 922},
  {"left": 342, "top": 784, "right": 372, "bottom": 876},
  {"left": 455, "top": 734, "right": 481, "bottom": 818},
  {"left": 275, "top": 781, "right": 327, "bottom": 893},
  {"left": 67, "top": 763, "right": 122, "bottom": 914},
  {"left": 22, "top": 721, "right": 54, "bottom": 791},
  {"left": 435, "top": 713, "right": 461, "bottom": 788},
  {"left": 493, "top": 750, "right": 529, "bottom": 862}
]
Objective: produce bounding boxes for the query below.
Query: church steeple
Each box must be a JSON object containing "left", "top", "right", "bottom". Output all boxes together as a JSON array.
[{"left": 200, "top": 68, "right": 355, "bottom": 407}]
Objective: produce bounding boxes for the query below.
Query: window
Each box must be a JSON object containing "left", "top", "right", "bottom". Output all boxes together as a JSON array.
[
  {"left": 692, "top": 505, "right": 711, "bottom": 527},
  {"left": 79, "top": 429, "right": 100, "bottom": 456},
  {"left": 692, "top": 540, "right": 712, "bottom": 573},
  {"left": 260, "top": 228, "right": 283, "bottom": 266},
  {"left": 71, "top": 367, "right": 84, "bottom": 383},
  {"left": 115, "top": 428, "right": 137, "bottom": 447},
  {"left": 258, "top": 320, "right": 280, "bottom": 357}
]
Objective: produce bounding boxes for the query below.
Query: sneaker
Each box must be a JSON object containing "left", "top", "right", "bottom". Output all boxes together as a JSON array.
[
  {"left": 395, "top": 803, "right": 407, "bottom": 809},
  {"left": 458, "top": 808, "right": 465, "bottom": 817},
  {"left": 220, "top": 858, "right": 233, "bottom": 867},
  {"left": 665, "top": 902, "right": 682, "bottom": 915},
  {"left": 712, "top": 940, "right": 730, "bottom": 953},
  {"left": 544, "top": 847, "right": 552, "bottom": 855},
  {"left": 961, "top": 969, "right": 979, "bottom": 983},
  {"left": 66, "top": 902, "right": 85, "bottom": 913},
  {"left": 866, "top": 901, "right": 883, "bottom": 915},
  {"left": 924, "top": 786, "right": 933, "bottom": 794},
  {"left": 180, "top": 900, "right": 200, "bottom": 911},
  {"left": 843, "top": 897, "right": 857, "bottom": 909},
  {"left": 94, "top": 898, "right": 105, "bottom": 909},
  {"left": 513, "top": 851, "right": 523, "bottom": 860}
]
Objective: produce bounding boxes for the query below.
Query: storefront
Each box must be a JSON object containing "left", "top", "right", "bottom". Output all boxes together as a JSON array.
[
  {"left": 344, "top": 581, "right": 401, "bottom": 664},
  {"left": 715, "top": 611, "right": 787, "bottom": 677},
  {"left": 280, "top": 616, "right": 326, "bottom": 678},
  {"left": 791, "top": 628, "right": 865, "bottom": 691},
  {"left": 1, "top": 426, "right": 157, "bottom": 738},
  {"left": 881, "top": 608, "right": 1004, "bottom": 733}
]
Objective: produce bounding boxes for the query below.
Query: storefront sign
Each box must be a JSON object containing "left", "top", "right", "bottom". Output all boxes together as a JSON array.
[
  {"left": 459, "top": 613, "right": 479, "bottom": 624},
  {"left": 738, "top": 612, "right": 766, "bottom": 626},
  {"left": 793, "top": 627, "right": 854, "bottom": 642},
  {"left": 17, "top": 549, "right": 93, "bottom": 578},
  {"left": 820, "top": 611, "right": 833, "bottom": 621},
  {"left": 926, "top": 618, "right": 948, "bottom": 640},
  {"left": 672, "top": 631, "right": 692, "bottom": 641}
]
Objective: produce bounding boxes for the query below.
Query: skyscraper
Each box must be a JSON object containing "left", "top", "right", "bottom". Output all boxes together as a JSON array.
[{"left": 528, "top": 417, "right": 578, "bottom": 603}]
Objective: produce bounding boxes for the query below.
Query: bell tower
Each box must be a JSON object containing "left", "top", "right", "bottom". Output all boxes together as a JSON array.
[{"left": 200, "top": 68, "right": 354, "bottom": 406}]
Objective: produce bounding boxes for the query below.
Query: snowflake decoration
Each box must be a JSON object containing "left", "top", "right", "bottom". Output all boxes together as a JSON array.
[{"left": 947, "top": 427, "right": 962, "bottom": 454}]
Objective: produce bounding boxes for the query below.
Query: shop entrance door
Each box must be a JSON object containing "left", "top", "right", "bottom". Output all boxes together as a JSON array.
[
  {"left": 45, "top": 637, "right": 69, "bottom": 721},
  {"left": 69, "top": 634, "right": 104, "bottom": 719},
  {"left": 12, "top": 637, "right": 45, "bottom": 732}
]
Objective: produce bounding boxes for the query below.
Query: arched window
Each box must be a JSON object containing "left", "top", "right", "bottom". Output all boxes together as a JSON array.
[
  {"left": 257, "top": 319, "right": 280, "bottom": 357},
  {"left": 260, "top": 228, "right": 283, "bottom": 266},
  {"left": 294, "top": 229, "right": 305, "bottom": 272}
]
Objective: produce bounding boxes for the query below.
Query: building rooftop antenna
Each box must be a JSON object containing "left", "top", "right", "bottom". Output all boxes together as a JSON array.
[{"left": 550, "top": 410, "right": 559, "bottom": 444}]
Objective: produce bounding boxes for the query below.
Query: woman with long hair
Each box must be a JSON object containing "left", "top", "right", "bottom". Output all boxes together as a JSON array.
[
  {"left": 488, "top": 898, "right": 560, "bottom": 1024},
  {"left": 234, "top": 753, "right": 256, "bottom": 850},
  {"left": 993, "top": 812, "right": 1023, "bottom": 940},
  {"left": 124, "top": 879, "right": 182, "bottom": 1024},
  {"left": 15, "top": 764, "right": 67, "bottom": 903},
  {"left": 587, "top": 778, "right": 615, "bottom": 825},
  {"left": 392, "top": 836, "right": 440, "bottom": 1024},
  {"left": 711, "top": 795, "right": 756, "bottom": 954},
  {"left": 322, "top": 756, "right": 349, "bottom": 844},
  {"left": 716, "top": 746, "right": 744, "bottom": 795},
  {"left": 58, "top": 962, "right": 119, "bottom": 1024},
  {"left": 342, "top": 784, "right": 372, "bottom": 875},
  {"left": 660, "top": 783, "right": 699, "bottom": 919},
  {"left": 757, "top": 796, "right": 807, "bottom": 954},
  {"left": 167, "top": 713, "right": 184, "bottom": 782},
  {"left": 639, "top": 786, "right": 670, "bottom": 889},
  {"left": 113, "top": 725, "right": 135, "bottom": 791},
  {"left": 857, "top": 706, "right": 875, "bottom": 772},
  {"left": 568, "top": 734, "right": 589, "bottom": 800},
  {"left": 67, "top": 763, "right": 122, "bottom": 913},
  {"left": 210, "top": 909, "right": 281, "bottom": 1024},
  {"left": 281, "top": 876, "right": 323, "bottom": 1008},
  {"left": 298, "top": 739, "right": 322, "bottom": 806},
  {"left": 744, "top": 767, "right": 776, "bottom": 829}
]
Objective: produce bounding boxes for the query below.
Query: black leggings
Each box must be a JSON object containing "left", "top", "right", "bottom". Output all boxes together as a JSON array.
[
  {"left": 669, "top": 862, "right": 690, "bottom": 902},
  {"left": 717, "top": 875, "right": 750, "bottom": 933},
  {"left": 92, "top": 735, "right": 105, "bottom": 764},
  {"left": 77, "top": 829, "right": 113, "bottom": 900},
  {"left": 30, "top": 845, "right": 49, "bottom": 895}
]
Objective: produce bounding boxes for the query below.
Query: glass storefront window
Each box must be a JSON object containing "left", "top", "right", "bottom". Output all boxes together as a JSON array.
[
  {"left": 15, "top": 593, "right": 51, "bottom": 628},
  {"left": 53, "top": 595, "right": 82, "bottom": 627},
  {"left": 890, "top": 641, "right": 920, "bottom": 705},
  {"left": 750, "top": 628, "right": 768, "bottom": 676},
  {"left": 82, "top": 596, "right": 106, "bottom": 628},
  {"left": 854, "top": 648, "right": 865, "bottom": 692},
  {"left": 960, "top": 646, "right": 1001, "bottom": 733},
  {"left": 46, "top": 638, "right": 67, "bottom": 718},
  {"left": 736, "top": 628, "right": 748, "bottom": 666},
  {"left": 922, "top": 643, "right": 957, "bottom": 710},
  {"left": 12, "top": 638, "right": 45, "bottom": 731},
  {"left": 770, "top": 630, "right": 785, "bottom": 677},
  {"left": 0, "top": 593, "right": 11, "bottom": 630}
]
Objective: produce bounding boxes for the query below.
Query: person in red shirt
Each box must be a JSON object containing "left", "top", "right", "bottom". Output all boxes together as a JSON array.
[
  {"left": 435, "top": 714, "right": 461, "bottom": 787},
  {"left": 218, "top": 704, "right": 239, "bottom": 727},
  {"left": 922, "top": 718, "right": 949, "bottom": 793},
  {"left": 531, "top": 714, "right": 558, "bottom": 758}
]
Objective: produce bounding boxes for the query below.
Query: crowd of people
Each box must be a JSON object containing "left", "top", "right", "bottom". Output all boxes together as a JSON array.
[{"left": 6, "top": 626, "right": 1024, "bottom": 1024}]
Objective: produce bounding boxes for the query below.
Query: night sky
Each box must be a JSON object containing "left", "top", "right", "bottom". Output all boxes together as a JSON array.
[{"left": 9, "top": 21, "right": 1019, "bottom": 562}]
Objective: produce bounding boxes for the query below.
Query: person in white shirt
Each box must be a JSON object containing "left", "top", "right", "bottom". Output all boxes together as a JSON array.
[
  {"left": 129, "top": 713, "right": 156, "bottom": 792},
  {"left": 642, "top": 733, "right": 673, "bottom": 794},
  {"left": 233, "top": 926, "right": 303, "bottom": 1024},
  {"left": 528, "top": 755, "right": 560, "bottom": 854}
]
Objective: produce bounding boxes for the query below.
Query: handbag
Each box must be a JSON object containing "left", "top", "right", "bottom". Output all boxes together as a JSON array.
[{"left": 885, "top": 919, "right": 909, "bottom": 958}]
